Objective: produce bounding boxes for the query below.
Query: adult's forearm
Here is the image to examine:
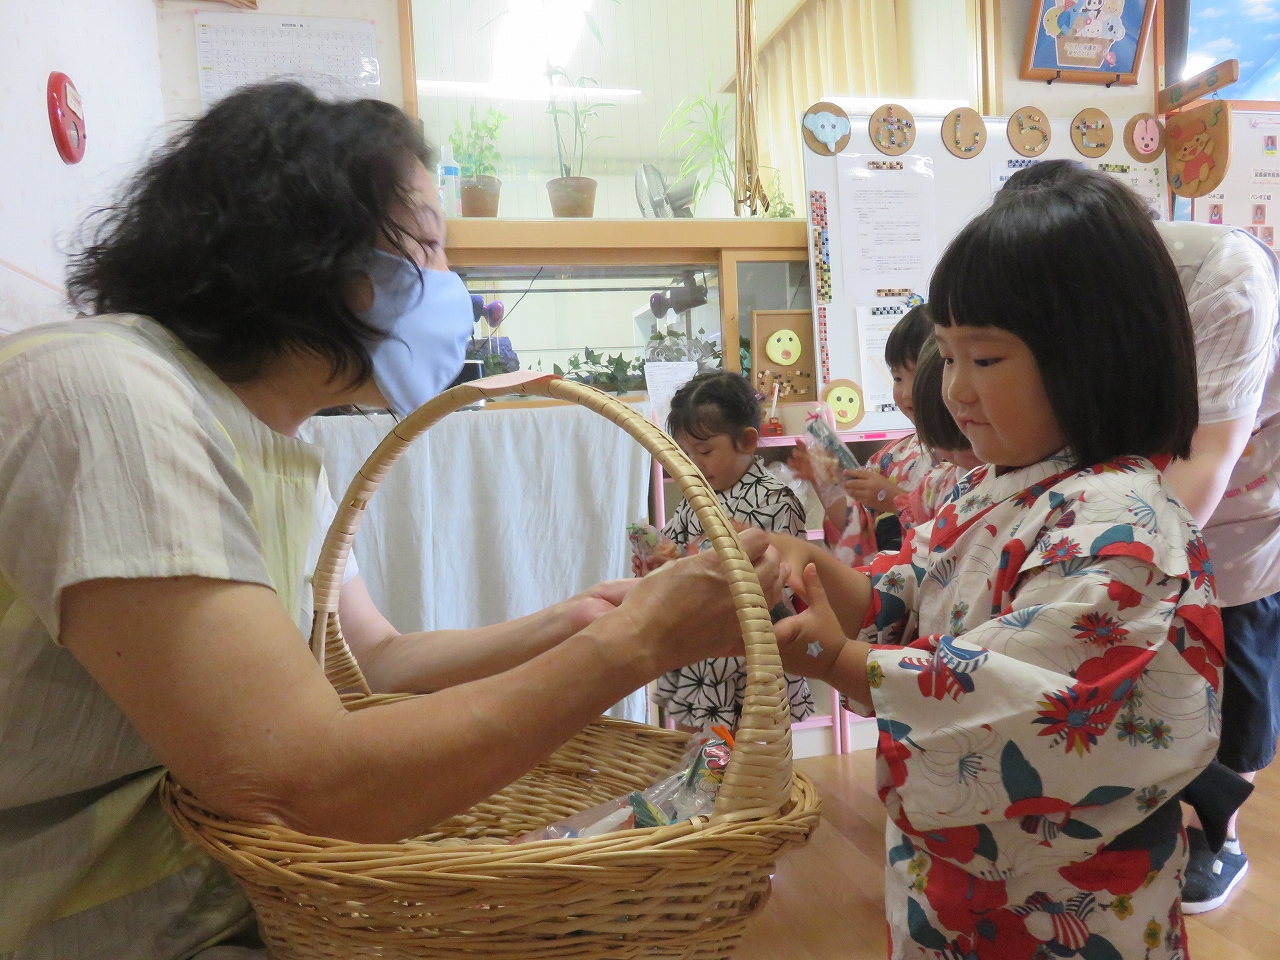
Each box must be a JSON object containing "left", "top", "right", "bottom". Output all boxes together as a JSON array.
[
  {"left": 360, "top": 602, "right": 578, "bottom": 694},
  {"left": 287, "top": 611, "right": 653, "bottom": 842}
]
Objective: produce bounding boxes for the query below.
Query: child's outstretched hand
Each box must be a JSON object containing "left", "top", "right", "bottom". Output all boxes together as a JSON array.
[{"left": 773, "top": 563, "right": 848, "bottom": 681}]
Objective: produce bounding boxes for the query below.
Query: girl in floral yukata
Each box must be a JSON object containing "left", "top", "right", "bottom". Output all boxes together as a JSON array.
[
  {"left": 794, "top": 305, "right": 937, "bottom": 565},
  {"left": 895, "top": 337, "right": 985, "bottom": 534},
  {"left": 771, "top": 170, "right": 1223, "bottom": 959}
]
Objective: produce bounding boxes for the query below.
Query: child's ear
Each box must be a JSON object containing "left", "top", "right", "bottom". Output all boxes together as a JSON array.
[{"left": 737, "top": 427, "right": 760, "bottom": 454}]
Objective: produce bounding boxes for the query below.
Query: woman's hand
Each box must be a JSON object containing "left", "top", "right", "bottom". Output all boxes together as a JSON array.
[
  {"left": 774, "top": 564, "right": 849, "bottom": 681},
  {"left": 843, "top": 469, "right": 906, "bottom": 510},
  {"left": 616, "top": 528, "right": 785, "bottom": 674},
  {"left": 562, "top": 579, "right": 640, "bottom": 634}
]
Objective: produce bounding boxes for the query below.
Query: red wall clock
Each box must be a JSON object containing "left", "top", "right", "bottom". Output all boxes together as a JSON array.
[{"left": 47, "top": 72, "right": 86, "bottom": 164}]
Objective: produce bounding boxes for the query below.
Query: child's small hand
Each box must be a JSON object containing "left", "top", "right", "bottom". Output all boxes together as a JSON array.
[
  {"left": 788, "top": 441, "right": 817, "bottom": 484},
  {"left": 773, "top": 564, "right": 848, "bottom": 681},
  {"left": 843, "top": 469, "right": 905, "bottom": 510}
]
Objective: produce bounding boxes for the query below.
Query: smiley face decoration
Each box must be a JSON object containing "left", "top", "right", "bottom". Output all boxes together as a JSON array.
[
  {"left": 766, "top": 329, "right": 802, "bottom": 366},
  {"left": 821, "top": 379, "right": 865, "bottom": 428},
  {"left": 751, "top": 310, "right": 816, "bottom": 403}
]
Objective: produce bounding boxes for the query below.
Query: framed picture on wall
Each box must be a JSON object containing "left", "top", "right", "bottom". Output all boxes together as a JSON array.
[{"left": 1021, "top": 0, "right": 1158, "bottom": 86}]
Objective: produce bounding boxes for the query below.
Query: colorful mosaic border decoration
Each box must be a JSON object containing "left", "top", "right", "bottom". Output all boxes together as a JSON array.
[
  {"left": 810, "top": 190, "right": 832, "bottom": 305},
  {"left": 817, "top": 305, "right": 830, "bottom": 383}
]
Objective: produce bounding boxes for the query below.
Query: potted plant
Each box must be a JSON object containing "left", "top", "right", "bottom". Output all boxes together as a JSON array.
[
  {"left": 449, "top": 105, "right": 508, "bottom": 217},
  {"left": 661, "top": 77, "right": 735, "bottom": 215},
  {"left": 545, "top": 67, "right": 613, "bottom": 217}
]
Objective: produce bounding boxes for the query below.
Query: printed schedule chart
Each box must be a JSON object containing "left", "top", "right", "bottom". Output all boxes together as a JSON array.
[{"left": 195, "top": 12, "right": 380, "bottom": 110}]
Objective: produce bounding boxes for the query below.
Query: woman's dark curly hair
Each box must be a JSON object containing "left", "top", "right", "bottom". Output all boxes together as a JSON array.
[{"left": 67, "top": 82, "right": 435, "bottom": 385}]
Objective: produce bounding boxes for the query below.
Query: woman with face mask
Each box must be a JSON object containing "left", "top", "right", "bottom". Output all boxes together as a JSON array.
[{"left": 0, "top": 83, "right": 783, "bottom": 960}]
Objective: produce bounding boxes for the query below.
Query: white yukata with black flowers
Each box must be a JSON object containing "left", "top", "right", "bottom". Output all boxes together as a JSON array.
[{"left": 654, "top": 457, "right": 815, "bottom": 728}]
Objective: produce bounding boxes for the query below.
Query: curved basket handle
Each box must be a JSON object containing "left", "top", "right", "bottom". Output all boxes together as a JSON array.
[{"left": 310, "top": 372, "right": 793, "bottom": 820}]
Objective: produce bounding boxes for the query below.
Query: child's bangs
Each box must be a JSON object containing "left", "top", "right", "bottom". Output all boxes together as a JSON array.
[
  {"left": 929, "top": 201, "right": 1046, "bottom": 340},
  {"left": 667, "top": 402, "right": 734, "bottom": 442}
]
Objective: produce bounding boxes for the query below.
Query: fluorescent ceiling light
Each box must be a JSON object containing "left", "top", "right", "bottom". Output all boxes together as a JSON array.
[{"left": 418, "top": 79, "right": 641, "bottom": 101}]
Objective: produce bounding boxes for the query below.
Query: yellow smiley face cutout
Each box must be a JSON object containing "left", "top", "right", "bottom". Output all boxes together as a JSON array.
[
  {"left": 821, "top": 379, "right": 864, "bottom": 427},
  {"left": 766, "top": 329, "right": 802, "bottom": 366}
]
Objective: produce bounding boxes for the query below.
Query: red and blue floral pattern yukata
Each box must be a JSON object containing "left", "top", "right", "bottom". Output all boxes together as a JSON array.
[
  {"left": 830, "top": 432, "right": 939, "bottom": 568},
  {"left": 859, "top": 454, "right": 1222, "bottom": 960}
]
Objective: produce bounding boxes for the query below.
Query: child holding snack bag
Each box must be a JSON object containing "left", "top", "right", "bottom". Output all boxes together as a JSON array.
[
  {"left": 770, "top": 170, "right": 1228, "bottom": 959},
  {"left": 791, "top": 304, "right": 937, "bottom": 566},
  {"left": 645, "top": 371, "right": 815, "bottom": 732}
]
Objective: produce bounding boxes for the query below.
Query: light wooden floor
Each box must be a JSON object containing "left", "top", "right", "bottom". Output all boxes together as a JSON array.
[{"left": 735, "top": 752, "right": 1280, "bottom": 960}]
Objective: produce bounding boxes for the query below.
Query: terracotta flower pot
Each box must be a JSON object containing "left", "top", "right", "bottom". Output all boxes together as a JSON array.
[
  {"left": 547, "top": 176, "right": 598, "bottom": 218},
  {"left": 460, "top": 175, "right": 501, "bottom": 217}
]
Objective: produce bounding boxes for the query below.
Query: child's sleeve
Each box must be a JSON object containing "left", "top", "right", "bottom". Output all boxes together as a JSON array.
[
  {"left": 662, "top": 498, "right": 695, "bottom": 548},
  {"left": 854, "top": 530, "right": 927, "bottom": 645},
  {"left": 771, "top": 487, "right": 807, "bottom": 538},
  {"left": 866, "top": 554, "right": 1220, "bottom": 852}
]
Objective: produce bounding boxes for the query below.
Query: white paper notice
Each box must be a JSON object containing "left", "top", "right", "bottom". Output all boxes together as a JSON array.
[
  {"left": 837, "top": 156, "right": 938, "bottom": 305},
  {"left": 644, "top": 362, "right": 698, "bottom": 432},
  {"left": 855, "top": 307, "right": 905, "bottom": 415},
  {"left": 195, "top": 12, "right": 380, "bottom": 110}
]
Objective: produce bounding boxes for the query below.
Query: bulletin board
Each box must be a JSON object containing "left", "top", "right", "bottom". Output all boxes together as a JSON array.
[
  {"left": 1190, "top": 106, "right": 1280, "bottom": 250},
  {"left": 802, "top": 110, "right": 1170, "bottom": 432}
]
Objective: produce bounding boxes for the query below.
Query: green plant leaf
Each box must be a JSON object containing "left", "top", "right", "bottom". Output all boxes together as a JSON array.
[{"left": 584, "top": 11, "right": 604, "bottom": 47}]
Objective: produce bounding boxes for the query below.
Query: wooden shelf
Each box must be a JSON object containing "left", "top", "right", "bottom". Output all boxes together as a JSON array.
[
  {"left": 446, "top": 218, "right": 807, "bottom": 267},
  {"left": 756, "top": 428, "right": 914, "bottom": 448}
]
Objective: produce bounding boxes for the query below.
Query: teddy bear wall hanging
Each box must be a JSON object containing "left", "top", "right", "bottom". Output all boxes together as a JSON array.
[{"left": 1167, "top": 100, "right": 1231, "bottom": 199}]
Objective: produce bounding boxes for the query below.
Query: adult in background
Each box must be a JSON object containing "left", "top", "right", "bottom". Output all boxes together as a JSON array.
[
  {"left": 1001, "top": 160, "right": 1280, "bottom": 913},
  {"left": 0, "top": 83, "right": 784, "bottom": 959}
]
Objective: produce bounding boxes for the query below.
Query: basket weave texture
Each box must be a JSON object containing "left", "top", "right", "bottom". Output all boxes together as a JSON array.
[{"left": 161, "top": 373, "right": 821, "bottom": 959}]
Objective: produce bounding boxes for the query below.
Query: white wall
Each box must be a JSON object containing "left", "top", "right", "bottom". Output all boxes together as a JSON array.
[
  {"left": 155, "top": 0, "right": 404, "bottom": 125},
  {"left": 0, "top": 1, "right": 166, "bottom": 333},
  {"left": 998, "top": 0, "right": 1159, "bottom": 116}
]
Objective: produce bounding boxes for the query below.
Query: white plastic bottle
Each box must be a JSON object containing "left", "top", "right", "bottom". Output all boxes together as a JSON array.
[{"left": 438, "top": 144, "right": 461, "bottom": 218}]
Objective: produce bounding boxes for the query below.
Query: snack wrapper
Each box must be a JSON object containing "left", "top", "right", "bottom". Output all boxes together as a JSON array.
[
  {"left": 802, "top": 413, "right": 860, "bottom": 509},
  {"left": 514, "top": 734, "right": 732, "bottom": 843},
  {"left": 628, "top": 521, "right": 694, "bottom": 575}
]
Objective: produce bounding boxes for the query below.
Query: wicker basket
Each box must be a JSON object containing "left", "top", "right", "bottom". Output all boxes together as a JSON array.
[{"left": 161, "top": 373, "right": 821, "bottom": 959}]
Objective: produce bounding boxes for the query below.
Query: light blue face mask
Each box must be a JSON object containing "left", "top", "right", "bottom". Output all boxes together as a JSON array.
[{"left": 357, "top": 249, "right": 475, "bottom": 416}]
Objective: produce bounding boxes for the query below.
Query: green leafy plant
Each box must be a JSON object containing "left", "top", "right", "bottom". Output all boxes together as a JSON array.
[
  {"left": 553, "top": 347, "right": 646, "bottom": 395},
  {"left": 546, "top": 67, "right": 613, "bottom": 179},
  {"left": 762, "top": 168, "right": 795, "bottom": 218},
  {"left": 448, "top": 105, "right": 508, "bottom": 179},
  {"left": 662, "top": 76, "right": 735, "bottom": 212}
]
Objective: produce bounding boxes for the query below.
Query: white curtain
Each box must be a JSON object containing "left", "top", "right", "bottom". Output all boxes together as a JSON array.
[{"left": 758, "top": 0, "right": 914, "bottom": 211}]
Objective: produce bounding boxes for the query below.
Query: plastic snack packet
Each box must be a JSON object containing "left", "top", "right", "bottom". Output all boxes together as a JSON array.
[
  {"left": 802, "top": 412, "right": 860, "bottom": 509},
  {"left": 514, "top": 735, "right": 733, "bottom": 843},
  {"left": 628, "top": 521, "right": 689, "bottom": 575}
]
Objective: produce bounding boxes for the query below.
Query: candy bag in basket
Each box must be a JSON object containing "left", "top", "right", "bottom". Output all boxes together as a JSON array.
[
  {"left": 801, "top": 409, "right": 860, "bottom": 509},
  {"left": 515, "top": 733, "right": 733, "bottom": 842}
]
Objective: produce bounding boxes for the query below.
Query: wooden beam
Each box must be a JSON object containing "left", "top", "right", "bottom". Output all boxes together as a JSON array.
[
  {"left": 1159, "top": 58, "right": 1239, "bottom": 114},
  {"left": 397, "top": 0, "right": 418, "bottom": 120}
]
